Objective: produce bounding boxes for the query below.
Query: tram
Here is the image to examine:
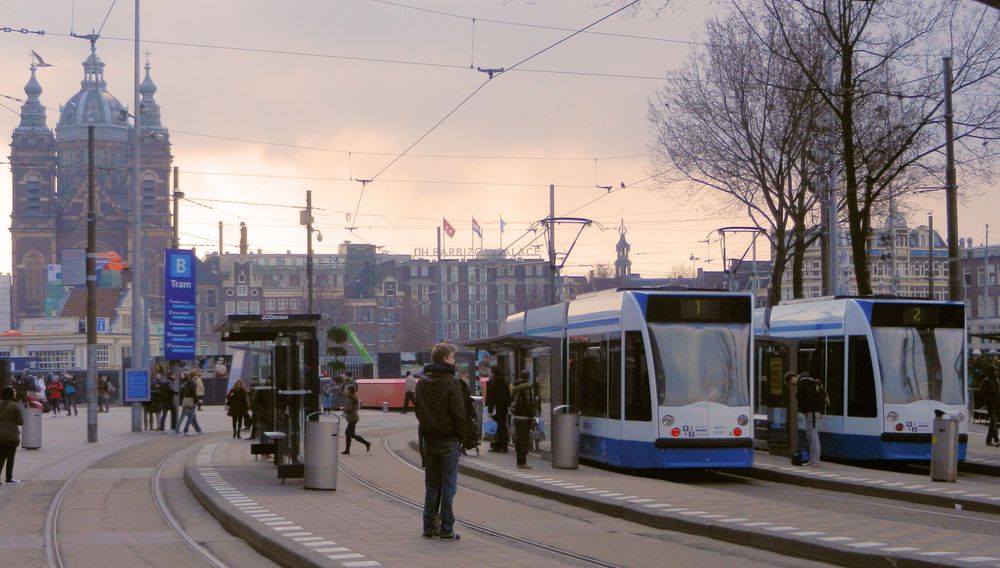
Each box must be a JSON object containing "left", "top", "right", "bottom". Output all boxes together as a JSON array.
[
  {"left": 501, "top": 289, "right": 755, "bottom": 469},
  {"left": 757, "top": 297, "right": 968, "bottom": 461}
]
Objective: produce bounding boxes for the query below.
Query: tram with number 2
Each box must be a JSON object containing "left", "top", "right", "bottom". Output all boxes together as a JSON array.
[
  {"left": 757, "top": 297, "right": 968, "bottom": 461},
  {"left": 501, "top": 288, "right": 755, "bottom": 469}
]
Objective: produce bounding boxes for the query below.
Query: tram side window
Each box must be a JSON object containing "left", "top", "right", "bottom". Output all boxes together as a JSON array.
[
  {"left": 609, "top": 338, "right": 622, "bottom": 419},
  {"left": 624, "top": 331, "right": 652, "bottom": 421},
  {"left": 848, "top": 336, "right": 878, "bottom": 417},
  {"left": 567, "top": 339, "right": 586, "bottom": 412},
  {"left": 580, "top": 334, "right": 609, "bottom": 418},
  {"left": 825, "top": 338, "right": 844, "bottom": 416}
]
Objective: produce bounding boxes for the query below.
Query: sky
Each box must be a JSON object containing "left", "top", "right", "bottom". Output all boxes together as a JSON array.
[{"left": 0, "top": 0, "right": 994, "bottom": 280}]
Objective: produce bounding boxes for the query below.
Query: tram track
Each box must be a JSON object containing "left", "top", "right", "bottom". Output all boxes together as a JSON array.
[{"left": 43, "top": 432, "right": 258, "bottom": 568}]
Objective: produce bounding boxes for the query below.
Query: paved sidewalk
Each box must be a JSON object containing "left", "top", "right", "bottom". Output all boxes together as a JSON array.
[{"left": 187, "top": 416, "right": 1000, "bottom": 568}]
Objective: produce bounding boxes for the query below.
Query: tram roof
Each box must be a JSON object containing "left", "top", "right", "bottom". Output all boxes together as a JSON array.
[{"left": 462, "top": 334, "right": 560, "bottom": 352}]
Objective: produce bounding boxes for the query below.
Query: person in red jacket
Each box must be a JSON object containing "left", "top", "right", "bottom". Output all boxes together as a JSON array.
[{"left": 47, "top": 377, "right": 64, "bottom": 416}]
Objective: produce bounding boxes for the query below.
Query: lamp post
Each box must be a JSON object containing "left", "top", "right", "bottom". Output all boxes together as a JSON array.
[
  {"left": 172, "top": 166, "right": 183, "bottom": 249},
  {"left": 129, "top": 0, "right": 144, "bottom": 433},
  {"left": 985, "top": 224, "right": 991, "bottom": 348}
]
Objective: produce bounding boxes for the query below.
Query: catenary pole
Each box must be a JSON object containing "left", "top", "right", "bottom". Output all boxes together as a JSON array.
[
  {"left": 87, "top": 125, "right": 98, "bottom": 443},
  {"left": 943, "top": 57, "right": 963, "bottom": 302},
  {"left": 130, "top": 0, "right": 143, "bottom": 432}
]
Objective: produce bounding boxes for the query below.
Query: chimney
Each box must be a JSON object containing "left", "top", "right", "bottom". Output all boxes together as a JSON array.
[
  {"left": 218, "top": 221, "right": 224, "bottom": 255},
  {"left": 239, "top": 222, "right": 248, "bottom": 255}
]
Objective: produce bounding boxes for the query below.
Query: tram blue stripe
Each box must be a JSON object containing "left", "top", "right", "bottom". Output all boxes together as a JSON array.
[
  {"left": 524, "top": 317, "right": 621, "bottom": 336},
  {"left": 767, "top": 322, "right": 843, "bottom": 333}
]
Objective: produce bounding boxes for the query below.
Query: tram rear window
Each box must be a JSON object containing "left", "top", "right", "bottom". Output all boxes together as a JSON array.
[
  {"left": 870, "top": 304, "right": 964, "bottom": 328},
  {"left": 646, "top": 296, "right": 751, "bottom": 324}
]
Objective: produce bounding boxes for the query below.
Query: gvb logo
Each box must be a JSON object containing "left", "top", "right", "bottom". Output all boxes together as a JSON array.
[{"left": 170, "top": 253, "right": 190, "bottom": 278}]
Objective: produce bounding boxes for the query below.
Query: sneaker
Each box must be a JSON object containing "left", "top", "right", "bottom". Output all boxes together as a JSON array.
[
  {"left": 6, "top": 479, "right": 21, "bottom": 484},
  {"left": 421, "top": 531, "right": 437, "bottom": 538},
  {"left": 517, "top": 464, "right": 532, "bottom": 469},
  {"left": 439, "top": 533, "right": 460, "bottom": 541}
]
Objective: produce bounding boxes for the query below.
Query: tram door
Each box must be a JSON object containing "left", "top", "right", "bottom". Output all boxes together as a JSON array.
[{"left": 755, "top": 339, "right": 797, "bottom": 456}]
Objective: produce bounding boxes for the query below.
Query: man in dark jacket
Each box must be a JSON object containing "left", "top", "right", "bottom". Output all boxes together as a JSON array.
[
  {"left": 510, "top": 370, "right": 535, "bottom": 469},
  {"left": 415, "top": 342, "right": 467, "bottom": 541},
  {"left": 158, "top": 378, "right": 178, "bottom": 432},
  {"left": 981, "top": 366, "right": 1000, "bottom": 447},
  {"left": 485, "top": 366, "right": 510, "bottom": 452}
]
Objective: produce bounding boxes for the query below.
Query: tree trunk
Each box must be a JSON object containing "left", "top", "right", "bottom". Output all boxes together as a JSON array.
[
  {"left": 768, "top": 228, "right": 789, "bottom": 307},
  {"left": 792, "top": 222, "right": 807, "bottom": 299}
]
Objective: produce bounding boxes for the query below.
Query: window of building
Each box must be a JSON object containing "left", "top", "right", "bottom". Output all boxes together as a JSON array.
[
  {"left": 206, "top": 289, "right": 217, "bottom": 308},
  {"left": 250, "top": 301, "right": 260, "bottom": 314},
  {"left": 266, "top": 298, "right": 275, "bottom": 310},
  {"left": 26, "top": 179, "right": 41, "bottom": 215},
  {"left": 96, "top": 344, "right": 111, "bottom": 369},
  {"left": 290, "top": 298, "right": 299, "bottom": 309},
  {"left": 29, "top": 349, "right": 74, "bottom": 371},
  {"left": 421, "top": 265, "right": 429, "bottom": 277},
  {"left": 277, "top": 298, "right": 288, "bottom": 310},
  {"left": 142, "top": 177, "right": 156, "bottom": 213},
  {"left": 237, "top": 301, "right": 249, "bottom": 314},
  {"left": 225, "top": 301, "right": 235, "bottom": 315},
  {"left": 237, "top": 284, "right": 248, "bottom": 296}
]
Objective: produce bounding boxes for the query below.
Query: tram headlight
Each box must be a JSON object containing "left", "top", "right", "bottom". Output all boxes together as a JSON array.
[
  {"left": 737, "top": 414, "right": 749, "bottom": 427},
  {"left": 662, "top": 415, "right": 674, "bottom": 427},
  {"left": 886, "top": 411, "right": 898, "bottom": 423}
]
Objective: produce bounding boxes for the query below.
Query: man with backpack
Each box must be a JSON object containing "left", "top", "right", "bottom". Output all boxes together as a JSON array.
[
  {"left": 796, "top": 371, "right": 826, "bottom": 467},
  {"left": 510, "top": 370, "right": 535, "bottom": 469},
  {"left": 980, "top": 366, "right": 1000, "bottom": 446}
]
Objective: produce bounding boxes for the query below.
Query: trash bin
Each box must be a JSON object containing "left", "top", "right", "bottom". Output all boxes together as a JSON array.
[
  {"left": 552, "top": 405, "right": 580, "bottom": 469},
  {"left": 305, "top": 414, "right": 340, "bottom": 490},
  {"left": 930, "top": 411, "right": 959, "bottom": 482},
  {"left": 21, "top": 406, "right": 42, "bottom": 450}
]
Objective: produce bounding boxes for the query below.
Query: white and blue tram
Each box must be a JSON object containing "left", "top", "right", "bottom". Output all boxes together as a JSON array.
[
  {"left": 502, "top": 289, "right": 755, "bottom": 469},
  {"left": 758, "top": 298, "right": 968, "bottom": 461}
]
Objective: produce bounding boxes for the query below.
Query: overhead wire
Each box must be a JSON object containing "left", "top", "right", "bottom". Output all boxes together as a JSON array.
[
  {"left": 97, "top": 0, "right": 118, "bottom": 36},
  {"left": 350, "top": 0, "right": 640, "bottom": 227}
]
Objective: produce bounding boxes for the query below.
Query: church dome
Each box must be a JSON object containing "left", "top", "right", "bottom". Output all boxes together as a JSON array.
[{"left": 56, "top": 41, "right": 129, "bottom": 139}]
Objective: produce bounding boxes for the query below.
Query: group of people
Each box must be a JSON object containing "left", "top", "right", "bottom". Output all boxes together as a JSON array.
[
  {"left": 413, "top": 342, "right": 537, "bottom": 541},
  {"left": 10, "top": 372, "right": 92, "bottom": 416}
]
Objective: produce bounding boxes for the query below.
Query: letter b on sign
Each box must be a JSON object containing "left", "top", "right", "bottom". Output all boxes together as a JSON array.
[{"left": 170, "top": 253, "right": 190, "bottom": 278}]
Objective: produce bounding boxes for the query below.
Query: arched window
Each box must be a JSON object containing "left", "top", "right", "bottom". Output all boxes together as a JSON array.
[
  {"left": 20, "top": 251, "right": 46, "bottom": 313},
  {"left": 142, "top": 174, "right": 156, "bottom": 214}
]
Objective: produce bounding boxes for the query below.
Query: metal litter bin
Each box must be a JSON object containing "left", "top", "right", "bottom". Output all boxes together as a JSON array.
[
  {"left": 931, "top": 411, "right": 959, "bottom": 482},
  {"left": 552, "top": 405, "right": 580, "bottom": 469},
  {"left": 304, "top": 414, "right": 340, "bottom": 490},
  {"left": 21, "top": 406, "right": 42, "bottom": 449}
]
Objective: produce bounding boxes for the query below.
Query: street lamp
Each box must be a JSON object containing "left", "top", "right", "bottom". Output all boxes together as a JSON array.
[{"left": 689, "top": 254, "right": 700, "bottom": 284}]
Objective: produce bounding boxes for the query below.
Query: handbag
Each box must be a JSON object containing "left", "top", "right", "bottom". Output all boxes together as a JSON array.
[
  {"left": 482, "top": 408, "right": 498, "bottom": 441},
  {"left": 182, "top": 397, "right": 195, "bottom": 408}
]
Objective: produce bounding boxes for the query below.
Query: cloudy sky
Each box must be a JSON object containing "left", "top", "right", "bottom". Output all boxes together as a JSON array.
[{"left": 0, "top": 0, "right": 990, "bottom": 279}]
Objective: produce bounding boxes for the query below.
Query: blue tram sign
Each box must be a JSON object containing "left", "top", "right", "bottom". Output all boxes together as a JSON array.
[
  {"left": 124, "top": 369, "right": 150, "bottom": 402},
  {"left": 164, "top": 249, "right": 197, "bottom": 360}
]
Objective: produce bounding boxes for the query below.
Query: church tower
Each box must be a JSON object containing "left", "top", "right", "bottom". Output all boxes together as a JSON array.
[
  {"left": 614, "top": 219, "right": 631, "bottom": 280},
  {"left": 10, "top": 40, "right": 172, "bottom": 327},
  {"left": 10, "top": 64, "right": 58, "bottom": 322}
]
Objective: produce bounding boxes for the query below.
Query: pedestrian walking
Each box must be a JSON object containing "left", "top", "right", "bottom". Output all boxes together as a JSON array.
[
  {"left": 340, "top": 384, "right": 371, "bottom": 454},
  {"left": 510, "top": 370, "right": 535, "bottom": 469},
  {"left": 193, "top": 372, "right": 206, "bottom": 411},
  {"left": 0, "top": 385, "right": 24, "bottom": 485},
  {"left": 485, "top": 366, "right": 510, "bottom": 453},
  {"left": 415, "top": 342, "right": 467, "bottom": 541},
  {"left": 158, "top": 377, "right": 178, "bottom": 431},
  {"left": 62, "top": 374, "right": 78, "bottom": 416},
  {"left": 143, "top": 374, "right": 159, "bottom": 430},
  {"left": 796, "top": 371, "right": 825, "bottom": 467},
  {"left": 176, "top": 374, "right": 203, "bottom": 435},
  {"left": 47, "top": 376, "right": 63, "bottom": 416},
  {"left": 97, "top": 375, "right": 111, "bottom": 413},
  {"left": 401, "top": 371, "right": 416, "bottom": 414},
  {"left": 226, "top": 380, "right": 251, "bottom": 439},
  {"left": 321, "top": 377, "right": 334, "bottom": 415},
  {"left": 981, "top": 366, "right": 1000, "bottom": 447}
]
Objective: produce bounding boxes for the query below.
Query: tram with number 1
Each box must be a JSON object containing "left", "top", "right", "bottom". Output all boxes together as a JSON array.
[
  {"left": 757, "top": 297, "right": 968, "bottom": 461},
  {"left": 501, "top": 288, "right": 755, "bottom": 469}
]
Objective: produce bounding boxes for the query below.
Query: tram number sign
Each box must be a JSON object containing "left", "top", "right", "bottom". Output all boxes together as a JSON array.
[
  {"left": 871, "top": 304, "right": 964, "bottom": 328},
  {"left": 647, "top": 296, "right": 752, "bottom": 324}
]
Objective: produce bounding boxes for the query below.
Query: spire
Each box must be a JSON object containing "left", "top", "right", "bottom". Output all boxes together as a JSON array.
[
  {"left": 139, "top": 56, "right": 163, "bottom": 129},
  {"left": 16, "top": 64, "right": 49, "bottom": 130},
  {"left": 81, "top": 35, "right": 107, "bottom": 91},
  {"left": 615, "top": 218, "right": 631, "bottom": 279}
]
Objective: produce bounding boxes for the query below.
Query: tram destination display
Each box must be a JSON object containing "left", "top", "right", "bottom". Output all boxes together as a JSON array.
[
  {"left": 870, "top": 303, "right": 965, "bottom": 328},
  {"left": 646, "top": 295, "right": 752, "bottom": 324}
]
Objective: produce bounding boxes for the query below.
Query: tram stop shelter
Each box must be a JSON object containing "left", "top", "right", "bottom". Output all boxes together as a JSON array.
[
  {"left": 463, "top": 334, "right": 562, "bottom": 456},
  {"left": 217, "top": 314, "right": 320, "bottom": 481}
]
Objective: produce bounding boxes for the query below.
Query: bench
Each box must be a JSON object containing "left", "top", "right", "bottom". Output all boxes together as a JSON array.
[{"left": 277, "top": 463, "right": 305, "bottom": 484}]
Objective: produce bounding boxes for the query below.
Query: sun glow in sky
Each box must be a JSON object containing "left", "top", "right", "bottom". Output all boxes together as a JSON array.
[{"left": 1, "top": 0, "right": 991, "bottom": 281}]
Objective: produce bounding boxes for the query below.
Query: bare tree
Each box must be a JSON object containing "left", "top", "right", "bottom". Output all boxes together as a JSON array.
[
  {"left": 649, "top": 9, "right": 823, "bottom": 305},
  {"left": 747, "top": 0, "right": 1000, "bottom": 295}
]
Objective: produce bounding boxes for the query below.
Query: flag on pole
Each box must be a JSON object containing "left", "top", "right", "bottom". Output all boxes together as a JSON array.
[
  {"left": 442, "top": 217, "right": 456, "bottom": 238},
  {"left": 472, "top": 217, "right": 482, "bottom": 238},
  {"left": 499, "top": 215, "right": 506, "bottom": 234}
]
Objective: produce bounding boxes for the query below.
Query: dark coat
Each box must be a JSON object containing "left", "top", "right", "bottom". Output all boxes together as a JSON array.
[
  {"left": 415, "top": 362, "right": 467, "bottom": 443},
  {"left": 226, "top": 387, "right": 250, "bottom": 416},
  {"left": 510, "top": 379, "right": 534, "bottom": 421},
  {"left": 344, "top": 391, "right": 361, "bottom": 423},
  {"left": 982, "top": 376, "right": 1000, "bottom": 412},
  {"left": 0, "top": 399, "right": 24, "bottom": 444},
  {"left": 485, "top": 374, "right": 510, "bottom": 416}
]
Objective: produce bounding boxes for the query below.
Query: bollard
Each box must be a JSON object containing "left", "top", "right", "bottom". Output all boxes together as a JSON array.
[{"left": 382, "top": 401, "right": 389, "bottom": 413}]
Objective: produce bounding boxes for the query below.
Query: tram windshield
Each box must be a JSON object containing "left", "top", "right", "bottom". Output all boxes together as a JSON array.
[
  {"left": 872, "top": 327, "right": 965, "bottom": 405},
  {"left": 648, "top": 323, "right": 750, "bottom": 407}
]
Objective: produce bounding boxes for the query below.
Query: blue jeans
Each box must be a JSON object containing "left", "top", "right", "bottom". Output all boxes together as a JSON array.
[
  {"left": 178, "top": 406, "right": 202, "bottom": 433},
  {"left": 422, "top": 439, "right": 460, "bottom": 536}
]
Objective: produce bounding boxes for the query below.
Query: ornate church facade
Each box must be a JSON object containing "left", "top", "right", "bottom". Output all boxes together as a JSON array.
[{"left": 8, "top": 41, "right": 173, "bottom": 328}]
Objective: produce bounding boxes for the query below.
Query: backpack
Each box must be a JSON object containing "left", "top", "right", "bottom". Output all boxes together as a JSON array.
[
  {"left": 797, "top": 376, "right": 829, "bottom": 413},
  {"left": 512, "top": 385, "right": 534, "bottom": 418}
]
